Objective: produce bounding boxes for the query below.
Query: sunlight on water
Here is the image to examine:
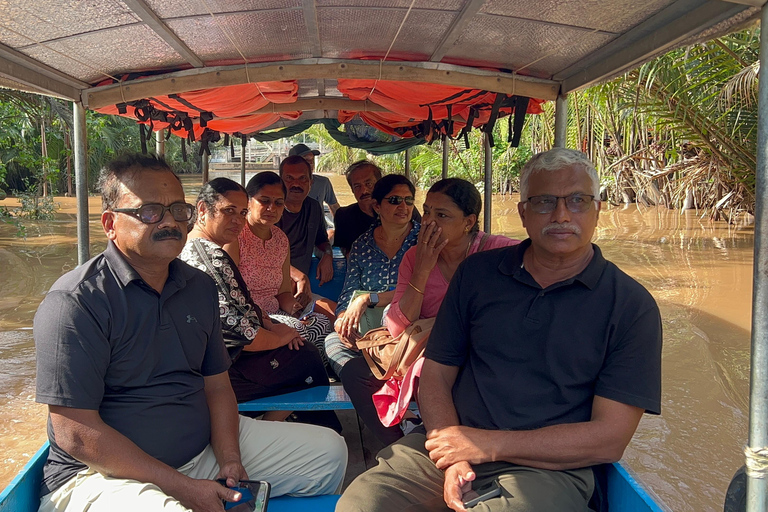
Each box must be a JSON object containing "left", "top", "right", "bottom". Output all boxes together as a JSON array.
[{"left": 0, "top": 174, "right": 754, "bottom": 512}]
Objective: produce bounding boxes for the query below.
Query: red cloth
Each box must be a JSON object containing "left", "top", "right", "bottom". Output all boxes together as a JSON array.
[{"left": 372, "top": 357, "right": 425, "bottom": 427}]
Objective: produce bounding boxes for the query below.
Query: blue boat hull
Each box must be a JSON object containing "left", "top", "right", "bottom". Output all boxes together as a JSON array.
[{"left": 0, "top": 442, "right": 667, "bottom": 512}]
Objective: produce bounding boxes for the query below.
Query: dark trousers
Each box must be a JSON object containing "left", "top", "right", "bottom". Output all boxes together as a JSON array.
[
  {"left": 229, "top": 342, "right": 329, "bottom": 402},
  {"left": 339, "top": 355, "right": 403, "bottom": 446}
]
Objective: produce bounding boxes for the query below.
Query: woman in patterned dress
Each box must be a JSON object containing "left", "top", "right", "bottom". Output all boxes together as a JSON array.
[
  {"left": 224, "top": 171, "right": 333, "bottom": 368},
  {"left": 180, "top": 178, "right": 329, "bottom": 421},
  {"left": 324, "top": 174, "right": 421, "bottom": 442}
]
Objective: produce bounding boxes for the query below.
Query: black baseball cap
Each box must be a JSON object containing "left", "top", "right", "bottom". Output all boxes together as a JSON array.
[{"left": 289, "top": 143, "right": 320, "bottom": 157}]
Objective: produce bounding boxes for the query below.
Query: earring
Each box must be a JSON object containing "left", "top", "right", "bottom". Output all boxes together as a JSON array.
[
  {"left": 200, "top": 216, "right": 206, "bottom": 226},
  {"left": 464, "top": 227, "right": 470, "bottom": 233}
]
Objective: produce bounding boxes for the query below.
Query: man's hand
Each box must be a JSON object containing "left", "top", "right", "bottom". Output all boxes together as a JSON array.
[
  {"left": 317, "top": 253, "right": 334, "bottom": 285},
  {"left": 217, "top": 459, "right": 248, "bottom": 488},
  {"left": 425, "top": 426, "right": 494, "bottom": 470},
  {"left": 175, "top": 477, "right": 244, "bottom": 512},
  {"left": 443, "top": 461, "right": 475, "bottom": 512}
]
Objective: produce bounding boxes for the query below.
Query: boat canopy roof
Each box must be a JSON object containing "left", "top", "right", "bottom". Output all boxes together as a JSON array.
[{"left": 0, "top": 0, "right": 761, "bottom": 143}]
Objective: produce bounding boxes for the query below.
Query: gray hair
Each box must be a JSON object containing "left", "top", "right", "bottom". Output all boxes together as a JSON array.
[{"left": 519, "top": 148, "right": 600, "bottom": 201}]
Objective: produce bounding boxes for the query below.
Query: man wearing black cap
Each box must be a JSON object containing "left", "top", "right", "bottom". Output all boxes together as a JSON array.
[{"left": 289, "top": 143, "right": 340, "bottom": 216}]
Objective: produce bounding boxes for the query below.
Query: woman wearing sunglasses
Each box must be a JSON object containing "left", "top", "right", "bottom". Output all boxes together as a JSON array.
[
  {"left": 179, "top": 178, "right": 329, "bottom": 420},
  {"left": 325, "top": 174, "right": 421, "bottom": 380},
  {"left": 224, "top": 172, "right": 333, "bottom": 369},
  {"left": 340, "top": 177, "right": 520, "bottom": 445}
]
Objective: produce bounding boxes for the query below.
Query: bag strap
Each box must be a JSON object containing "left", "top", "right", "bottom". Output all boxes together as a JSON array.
[{"left": 477, "top": 232, "right": 490, "bottom": 252}]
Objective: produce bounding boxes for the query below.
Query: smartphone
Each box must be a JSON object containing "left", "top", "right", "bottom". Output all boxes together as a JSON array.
[
  {"left": 218, "top": 479, "right": 270, "bottom": 512},
  {"left": 462, "top": 479, "right": 502, "bottom": 508},
  {"left": 298, "top": 301, "right": 316, "bottom": 320}
]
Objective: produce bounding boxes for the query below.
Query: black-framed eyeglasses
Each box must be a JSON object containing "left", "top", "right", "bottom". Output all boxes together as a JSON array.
[
  {"left": 525, "top": 194, "right": 595, "bottom": 214},
  {"left": 112, "top": 202, "right": 194, "bottom": 224},
  {"left": 384, "top": 195, "right": 415, "bottom": 206}
]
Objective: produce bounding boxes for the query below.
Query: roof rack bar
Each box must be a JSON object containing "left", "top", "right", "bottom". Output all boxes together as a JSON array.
[
  {"left": 83, "top": 59, "right": 559, "bottom": 109},
  {"left": 0, "top": 42, "right": 86, "bottom": 100},
  {"left": 430, "top": 0, "right": 485, "bottom": 62},
  {"left": 123, "top": 0, "right": 205, "bottom": 68},
  {"left": 556, "top": 0, "right": 751, "bottom": 93},
  {"left": 302, "top": 0, "right": 322, "bottom": 57}
]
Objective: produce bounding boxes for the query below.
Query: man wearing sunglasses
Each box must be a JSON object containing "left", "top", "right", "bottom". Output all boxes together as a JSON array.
[
  {"left": 338, "top": 148, "right": 661, "bottom": 512},
  {"left": 34, "top": 154, "right": 347, "bottom": 512}
]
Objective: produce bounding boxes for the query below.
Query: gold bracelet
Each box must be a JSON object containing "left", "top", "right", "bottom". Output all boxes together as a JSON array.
[{"left": 408, "top": 281, "right": 424, "bottom": 295}]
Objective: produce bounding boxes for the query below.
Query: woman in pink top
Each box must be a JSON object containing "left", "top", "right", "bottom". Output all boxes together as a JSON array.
[
  {"left": 225, "top": 171, "right": 333, "bottom": 368},
  {"left": 343, "top": 178, "right": 519, "bottom": 445}
]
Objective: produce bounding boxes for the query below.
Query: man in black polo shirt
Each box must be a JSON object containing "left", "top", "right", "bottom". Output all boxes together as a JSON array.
[
  {"left": 35, "top": 154, "right": 346, "bottom": 512},
  {"left": 337, "top": 148, "right": 662, "bottom": 512},
  {"left": 276, "top": 155, "right": 335, "bottom": 307},
  {"left": 333, "top": 160, "right": 382, "bottom": 256}
]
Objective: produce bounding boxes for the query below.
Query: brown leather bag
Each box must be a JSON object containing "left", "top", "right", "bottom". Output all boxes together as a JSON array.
[{"left": 356, "top": 318, "right": 435, "bottom": 381}]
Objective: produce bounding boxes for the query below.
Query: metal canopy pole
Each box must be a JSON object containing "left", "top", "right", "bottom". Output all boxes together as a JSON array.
[
  {"left": 747, "top": 4, "right": 768, "bottom": 511},
  {"left": 202, "top": 152, "right": 209, "bottom": 184},
  {"left": 483, "top": 132, "right": 492, "bottom": 233},
  {"left": 155, "top": 128, "right": 165, "bottom": 157},
  {"left": 404, "top": 148, "right": 411, "bottom": 180},
  {"left": 442, "top": 134, "right": 449, "bottom": 179},
  {"left": 554, "top": 94, "right": 568, "bottom": 148},
  {"left": 240, "top": 137, "right": 246, "bottom": 186},
  {"left": 73, "top": 102, "right": 89, "bottom": 265}
]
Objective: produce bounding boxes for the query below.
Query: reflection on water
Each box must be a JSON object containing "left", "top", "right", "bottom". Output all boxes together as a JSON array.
[{"left": 0, "top": 174, "right": 754, "bottom": 512}]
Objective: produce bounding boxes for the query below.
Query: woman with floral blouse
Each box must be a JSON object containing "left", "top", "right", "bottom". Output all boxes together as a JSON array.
[{"left": 179, "top": 178, "right": 328, "bottom": 421}]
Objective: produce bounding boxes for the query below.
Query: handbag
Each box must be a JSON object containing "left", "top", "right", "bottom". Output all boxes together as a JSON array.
[{"left": 355, "top": 317, "right": 435, "bottom": 381}]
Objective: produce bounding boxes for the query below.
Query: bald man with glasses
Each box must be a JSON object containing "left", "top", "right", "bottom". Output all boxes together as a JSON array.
[{"left": 34, "top": 154, "right": 347, "bottom": 512}]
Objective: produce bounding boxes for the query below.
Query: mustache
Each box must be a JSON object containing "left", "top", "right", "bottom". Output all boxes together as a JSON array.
[
  {"left": 360, "top": 193, "right": 371, "bottom": 200},
  {"left": 152, "top": 229, "right": 183, "bottom": 241},
  {"left": 541, "top": 223, "right": 581, "bottom": 235},
  {"left": 289, "top": 186, "right": 304, "bottom": 192}
]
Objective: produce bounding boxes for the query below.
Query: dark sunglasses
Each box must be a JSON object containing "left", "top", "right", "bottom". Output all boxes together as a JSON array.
[
  {"left": 384, "top": 195, "right": 415, "bottom": 206},
  {"left": 112, "top": 202, "right": 194, "bottom": 224}
]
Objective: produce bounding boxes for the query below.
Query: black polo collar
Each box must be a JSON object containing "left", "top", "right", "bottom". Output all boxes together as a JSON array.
[{"left": 498, "top": 238, "right": 607, "bottom": 290}]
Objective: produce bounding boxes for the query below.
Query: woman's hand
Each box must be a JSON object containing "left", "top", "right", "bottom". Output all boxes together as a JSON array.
[
  {"left": 271, "top": 322, "right": 304, "bottom": 350},
  {"left": 333, "top": 312, "right": 360, "bottom": 350},
  {"left": 293, "top": 273, "right": 313, "bottom": 308},
  {"left": 414, "top": 221, "right": 449, "bottom": 276},
  {"left": 277, "top": 291, "right": 302, "bottom": 316},
  {"left": 337, "top": 295, "right": 369, "bottom": 339}
]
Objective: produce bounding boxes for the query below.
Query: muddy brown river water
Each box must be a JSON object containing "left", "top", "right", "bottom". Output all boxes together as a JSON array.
[{"left": 0, "top": 172, "right": 755, "bottom": 511}]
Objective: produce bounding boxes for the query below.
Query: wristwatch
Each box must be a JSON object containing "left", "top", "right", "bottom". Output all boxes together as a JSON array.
[{"left": 368, "top": 293, "right": 379, "bottom": 308}]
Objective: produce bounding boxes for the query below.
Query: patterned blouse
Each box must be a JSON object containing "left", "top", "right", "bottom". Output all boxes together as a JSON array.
[
  {"left": 179, "top": 238, "right": 263, "bottom": 343},
  {"left": 238, "top": 225, "right": 289, "bottom": 315},
  {"left": 336, "top": 221, "right": 421, "bottom": 315}
]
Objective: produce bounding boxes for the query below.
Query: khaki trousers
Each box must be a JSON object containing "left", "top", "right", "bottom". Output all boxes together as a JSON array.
[
  {"left": 336, "top": 433, "right": 594, "bottom": 512},
  {"left": 40, "top": 415, "right": 347, "bottom": 512}
]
